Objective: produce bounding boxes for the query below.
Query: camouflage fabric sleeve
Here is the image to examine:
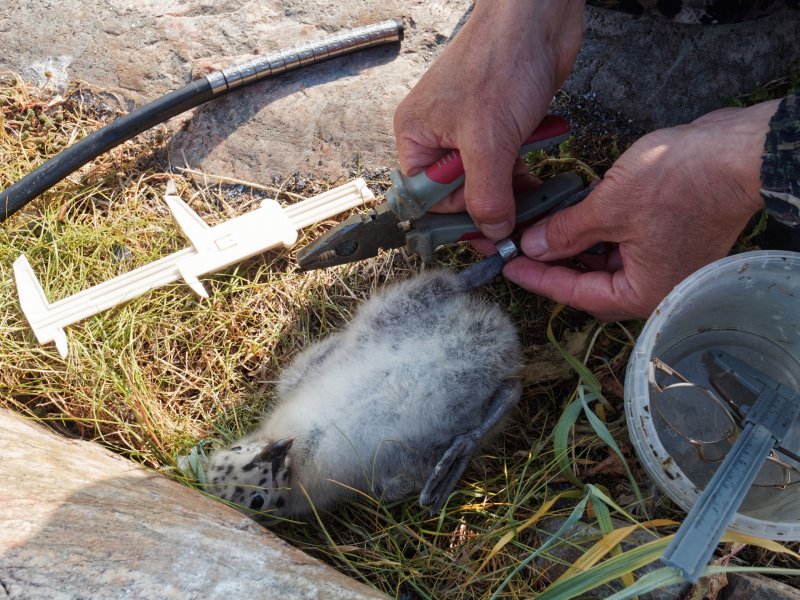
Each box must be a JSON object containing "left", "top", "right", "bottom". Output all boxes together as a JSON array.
[{"left": 759, "top": 93, "right": 800, "bottom": 249}]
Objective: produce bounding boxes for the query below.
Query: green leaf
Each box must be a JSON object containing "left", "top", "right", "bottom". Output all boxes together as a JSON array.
[
  {"left": 603, "top": 567, "right": 685, "bottom": 600},
  {"left": 553, "top": 395, "right": 585, "bottom": 488},
  {"left": 589, "top": 486, "right": 635, "bottom": 588},
  {"left": 537, "top": 537, "right": 668, "bottom": 600},
  {"left": 546, "top": 304, "right": 602, "bottom": 393},
  {"left": 557, "top": 517, "right": 676, "bottom": 581},
  {"left": 490, "top": 491, "right": 591, "bottom": 600},
  {"left": 472, "top": 492, "right": 571, "bottom": 579},
  {"left": 580, "top": 389, "right": 643, "bottom": 504}
]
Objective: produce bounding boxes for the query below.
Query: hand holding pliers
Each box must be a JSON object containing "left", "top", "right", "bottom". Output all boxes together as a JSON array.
[{"left": 296, "top": 115, "right": 588, "bottom": 270}]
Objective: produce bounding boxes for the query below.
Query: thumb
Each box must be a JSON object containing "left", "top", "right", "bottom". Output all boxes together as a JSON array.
[
  {"left": 460, "top": 142, "right": 520, "bottom": 240},
  {"left": 520, "top": 187, "right": 612, "bottom": 260}
]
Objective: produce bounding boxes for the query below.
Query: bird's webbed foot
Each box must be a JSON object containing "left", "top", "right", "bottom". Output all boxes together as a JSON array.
[{"left": 419, "top": 378, "right": 522, "bottom": 513}]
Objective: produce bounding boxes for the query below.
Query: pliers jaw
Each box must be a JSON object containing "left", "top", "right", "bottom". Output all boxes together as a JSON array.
[
  {"left": 296, "top": 202, "right": 407, "bottom": 270},
  {"left": 297, "top": 116, "right": 577, "bottom": 271},
  {"left": 296, "top": 172, "right": 588, "bottom": 270}
]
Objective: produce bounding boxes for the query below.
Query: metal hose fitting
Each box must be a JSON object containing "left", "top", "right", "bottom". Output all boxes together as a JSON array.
[
  {"left": 206, "top": 18, "right": 405, "bottom": 94},
  {"left": 0, "top": 18, "right": 404, "bottom": 221}
]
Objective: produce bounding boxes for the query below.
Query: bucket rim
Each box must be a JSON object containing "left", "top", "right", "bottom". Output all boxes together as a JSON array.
[{"left": 624, "top": 250, "right": 800, "bottom": 540}]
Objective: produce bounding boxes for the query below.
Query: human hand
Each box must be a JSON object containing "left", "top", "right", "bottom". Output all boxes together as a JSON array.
[
  {"left": 502, "top": 100, "right": 780, "bottom": 320},
  {"left": 393, "top": 0, "right": 584, "bottom": 240}
]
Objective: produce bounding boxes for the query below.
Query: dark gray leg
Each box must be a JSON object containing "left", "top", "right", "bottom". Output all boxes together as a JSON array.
[
  {"left": 456, "top": 253, "right": 506, "bottom": 289},
  {"left": 419, "top": 378, "right": 522, "bottom": 513}
]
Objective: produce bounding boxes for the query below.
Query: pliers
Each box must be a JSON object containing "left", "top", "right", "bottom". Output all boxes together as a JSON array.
[{"left": 296, "top": 115, "right": 586, "bottom": 270}]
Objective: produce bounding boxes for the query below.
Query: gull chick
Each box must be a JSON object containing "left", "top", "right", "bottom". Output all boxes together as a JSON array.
[{"left": 206, "top": 267, "right": 523, "bottom": 518}]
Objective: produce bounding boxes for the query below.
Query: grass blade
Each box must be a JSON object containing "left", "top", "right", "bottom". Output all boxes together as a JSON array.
[
  {"left": 556, "top": 518, "right": 676, "bottom": 582},
  {"left": 537, "top": 537, "right": 668, "bottom": 599},
  {"left": 472, "top": 492, "right": 567, "bottom": 578},
  {"left": 603, "top": 567, "right": 685, "bottom": 600},
  {"left": 490, "top": 491, "right": 591, "bottom": 600},
  {"left": 553, "top": 396, "right": 585, "bottom": 487},
  {"left": 587, "top": 487, "right": 635, "bottom": 588},
  {"left": 723, "top": 530, "right": 800, "bottom": 560},
  {"left": 541, "top": 527, "right": 800, "bottom": 599},
  {"left": 546, "top": 304, "right": 602, "bottom": 393},
  {"left": 579, "top": 389, "right": 643, "bottom": 504}
]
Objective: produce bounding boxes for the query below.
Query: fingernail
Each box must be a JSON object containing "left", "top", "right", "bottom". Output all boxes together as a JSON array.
[
  {"left": 477, "top": 220, "right": 512, "bottom": 241},
  {"left": 522, "top": 221, "right": 549, "bottom": 258}
]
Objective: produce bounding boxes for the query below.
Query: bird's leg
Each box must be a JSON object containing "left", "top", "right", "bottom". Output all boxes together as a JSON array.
[
  {"left": 456, "top": 253, "right": 506, "bottom": 289},
  {"left": 419, "top": 378, "right": 522, "bottom": 513},
  {"left": 456, "top": 238, "right": 519, "bottom": 289}
]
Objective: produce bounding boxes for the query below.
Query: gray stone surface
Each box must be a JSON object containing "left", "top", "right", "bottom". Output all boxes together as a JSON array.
[
  {"left": 0, "top": 0, "right": 472, "bottom": 183},
  {"left": 721, "top": 573, "right": 800, "bottom": 600},
  {"left": 1, "top": 2, "right": 798, "bottom": 193},
  {"left": 0, "top": 409, "right": 386, "bottom": 599},
  {"left": 567, "top": 7, "right": 800, "bottom": 130}
]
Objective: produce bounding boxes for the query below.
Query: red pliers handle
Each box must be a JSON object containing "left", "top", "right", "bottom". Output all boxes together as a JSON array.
[{"left": 386, "top": 115, "right": 570, "bottom": 221}]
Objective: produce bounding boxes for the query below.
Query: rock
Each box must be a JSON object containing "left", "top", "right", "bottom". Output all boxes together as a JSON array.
[
  {"left": 0, "top": 0, "right": 472, "bottom": 183},
  {"left": 0, "top": 2, "right": 798, "bottom": 185},
  {"left": 720, "top": 572, "right": 800, "bottom": 600},
  {"left": 0, "top": 409, "right": 385, "bottom": 599},
  {"left": 565, "top": 7, "right": 800, "bottom": 129},
  {"left": 536, "top": 517, "right": 691, "bottom": 599}
]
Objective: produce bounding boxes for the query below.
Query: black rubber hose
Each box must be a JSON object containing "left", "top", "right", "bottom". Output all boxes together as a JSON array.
[
  {"left": 0, "top": 18, "right": 404, "bottom": 222},
  {"left": 1, "top": 79, "right": 213, "bottom": 221}
]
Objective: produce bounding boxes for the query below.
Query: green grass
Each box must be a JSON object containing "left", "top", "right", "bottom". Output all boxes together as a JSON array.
[
  {"left": 2, "top": 71, "right": 800, "bottom": 599},
  {"left": 725, "top": 59, "right": 800, "bottom": 107}
]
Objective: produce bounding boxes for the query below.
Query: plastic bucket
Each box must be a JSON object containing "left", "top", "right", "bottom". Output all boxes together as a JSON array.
[{"left": 625, "top": 250, "right": 800, "bottom": 540}]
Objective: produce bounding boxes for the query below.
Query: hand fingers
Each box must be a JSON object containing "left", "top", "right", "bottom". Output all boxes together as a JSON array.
[
  {"left": 428, "top": 186, "right": 466, "bottom": 214},
  {"left": 393, "top": 93, "right": 454, "bottom": 177},
  {"left": 519, "top": 183, "right": 616, "bottom": 260},
  {"left": 503, "top": 256, "right": 653, "bottom": 321},
  {"left": 430, "top": 157, "right": 540, "bottom": 215},
  {"left": 512, "top": 157, "right": 541, "bottom": 192},
  {"left": 460, "top": 141, "right": 520, "bottom": 240},
  {"left": 468, "top": 238, "right": 497, "bottom": 256},
  {"left": 575, "top": 245, "right": 622, "bottom": 272},
  {"left": 394, "top": 135, "right": 448, "bottom": 178}
]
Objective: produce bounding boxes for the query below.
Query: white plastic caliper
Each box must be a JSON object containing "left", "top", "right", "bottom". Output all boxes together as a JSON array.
[{"left": 14, "top": 178, "right": 374, "bottom": 358}]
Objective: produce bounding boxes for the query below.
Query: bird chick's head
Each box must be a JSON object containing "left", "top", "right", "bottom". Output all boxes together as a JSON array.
[{"left": 205, "top": 437, "right": 294, "bottom": 517}]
